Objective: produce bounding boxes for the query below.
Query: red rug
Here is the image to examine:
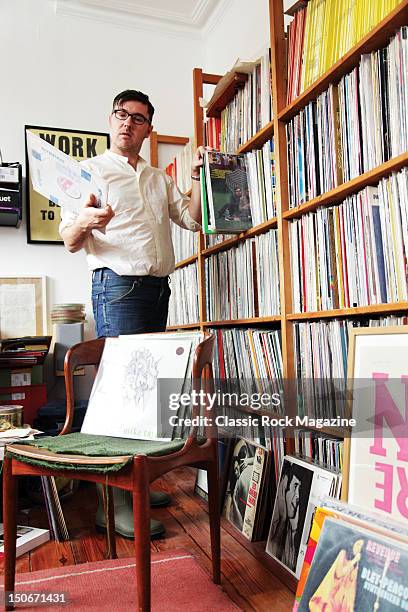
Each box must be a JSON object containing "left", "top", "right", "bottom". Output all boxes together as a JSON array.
[{"left": 3, "top": 551, "right": 241, "bottom": 610}]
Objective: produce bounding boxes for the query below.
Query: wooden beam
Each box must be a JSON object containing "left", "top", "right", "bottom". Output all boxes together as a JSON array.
[
  {"left": 157, "top": 135, "right": 189, "bottom": 145},
  {"left": 149, "top": 131, "right": 158, "bottom": 167}
]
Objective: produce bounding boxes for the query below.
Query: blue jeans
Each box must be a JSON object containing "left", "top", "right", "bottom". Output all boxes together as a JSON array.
[{"left": 91, "top": 268, "right": 171, "bottom": 338}]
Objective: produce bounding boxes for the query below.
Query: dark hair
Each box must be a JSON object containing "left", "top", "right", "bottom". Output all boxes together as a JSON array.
[
  {"left": 285, "top": 462, "right": 304, "bottom": 492},
  {"left": 112, "top": 89, "right": 155, "bottom": 122}
]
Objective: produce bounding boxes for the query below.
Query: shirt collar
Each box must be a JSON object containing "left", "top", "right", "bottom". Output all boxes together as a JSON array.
[{"left": 104, "top": 149, "right": 148, "bottom": 175}]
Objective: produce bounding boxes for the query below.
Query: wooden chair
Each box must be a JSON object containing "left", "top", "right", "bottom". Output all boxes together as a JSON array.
[{"left": 3, "top": 332, "right": 220, "bottom": 611}]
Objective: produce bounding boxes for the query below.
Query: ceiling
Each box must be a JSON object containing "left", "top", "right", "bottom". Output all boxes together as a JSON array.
[{"left": 55, "top": 0, "right": 232, "bottom": 38}]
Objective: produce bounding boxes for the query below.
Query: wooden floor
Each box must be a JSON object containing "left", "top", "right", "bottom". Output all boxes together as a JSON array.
[{"left": 2, "top": 467, "right": 294, "bottom": 611}]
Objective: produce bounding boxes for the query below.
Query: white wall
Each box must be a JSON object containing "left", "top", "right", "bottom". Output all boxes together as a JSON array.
[
  {"left": 0, "top": 0, "right": 204, "bottom": 344},
  {"left": 204, "top": 0, "right": 270, "bottom": 76},
  {"left": 0, "top": 0, "right": 270, "bottom": 399}
]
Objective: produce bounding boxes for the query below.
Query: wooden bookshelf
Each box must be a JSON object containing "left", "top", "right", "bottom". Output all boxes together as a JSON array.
[
  {"left": 203, "top": 316, "right": 281, "bottom": 327},
  {"left": 287, "top": 302, "right": 408, "bottom": 320},
  {"left": 285, "top": 0, "right": 308, "bottom": 16},
  {"left": 237, "top": 120, "right": 274, "bottom": 154},
  {"left": 283, "top": 151, "right": 408, "bottom": 220},
  {"left": 296, "top": 424, "right": 351, "bottom": 438},
  {"left": 202, "top": 218, "right": 278, "bottom": 257},
  {"left": 278, "top": 1, "right": 408, "bottom": 122},
  {"left": 206, "top": 73, "right": 248, "bottom": 118},
  {"left": 186, "top": 0, "right": 408, "bottom": 594},
  {"left": 174, "top": 254, "right": 198, "bottom": 270},
  {"left": 166, "top": 323, "right": 201, "bottom": 331}
]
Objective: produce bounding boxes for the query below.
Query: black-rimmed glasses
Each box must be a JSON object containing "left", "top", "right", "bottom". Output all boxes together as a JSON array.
[{"left": 112, "top": 109, "right": 150, "bottom": 125}]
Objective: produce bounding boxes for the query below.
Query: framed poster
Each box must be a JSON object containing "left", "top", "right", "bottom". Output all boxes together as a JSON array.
[
  {"left": 0, "top": 276, "right": 47, "bottom": 338},
  {"left": 24, "top": 125, "right": 109, "bottom": 244},
  {"left": 343, "top": 326, "right": 408, "bottom": 524}
]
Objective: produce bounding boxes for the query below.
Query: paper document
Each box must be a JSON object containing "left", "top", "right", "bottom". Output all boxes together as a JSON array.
[{"left": 26, "top": 130, "right": 108, "bottom": 213}]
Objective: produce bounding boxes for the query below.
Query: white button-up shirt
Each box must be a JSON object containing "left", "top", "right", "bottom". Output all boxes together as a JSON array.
[{"left": 59, "top": 150, "right": 200, "bottom": 276}]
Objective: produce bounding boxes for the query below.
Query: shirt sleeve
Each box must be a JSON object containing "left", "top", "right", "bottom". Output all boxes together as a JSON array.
[
  {"left": 165, "top": 174, "right": 201, "bottom": 231},
  {"left": 59, "top": 206, "right": 79, "bottom": 235}
]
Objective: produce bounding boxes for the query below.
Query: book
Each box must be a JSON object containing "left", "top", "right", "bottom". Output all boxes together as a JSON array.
[
  {"left": 202, "top": 151, "right": 253, "bottom": 234},
  {"left": 0, "top": 524, "right": 50, "bottom": 558}
]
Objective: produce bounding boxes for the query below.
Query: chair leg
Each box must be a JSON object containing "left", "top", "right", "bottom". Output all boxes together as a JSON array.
[
  {"left": 103, "top": 485, "right": 117, "bottom": 559},
  {"left": 3, "top": 457, "right": 17, "bottom": 611},
  {"left": 132, "top": 457, "right": 151, "bottom": 612},
  {"left": 207, "top": 461, "right": 221, "bottom": 585}
]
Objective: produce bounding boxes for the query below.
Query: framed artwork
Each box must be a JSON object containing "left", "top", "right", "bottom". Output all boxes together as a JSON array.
[
  {"left": 24, "top": 125, "right": 109, "bottom": 244},
  {"left": 343, "top": 326, "right": 408, "bottom": 524},
  {"left": 0, "top": 276, "right": 47, "bottom": 339}
]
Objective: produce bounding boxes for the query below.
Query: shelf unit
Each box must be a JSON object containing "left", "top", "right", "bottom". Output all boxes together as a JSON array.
[
  {"left": 191, "top": 0, "right": 408, "bottom": 392},
  {"left": 187, "top": 0, "right": 408, "bottom": 592},
  {"left": 150, "top": 131, "right": 197, "bottom": 274}
]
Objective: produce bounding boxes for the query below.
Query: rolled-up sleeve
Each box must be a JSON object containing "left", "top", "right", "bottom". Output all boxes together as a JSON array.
[
  {"left": 59, "top": 207, "right": 78, "bottom": 235},
  {"left": 166, "top": 174, "right": 201, "bottom": 231}
]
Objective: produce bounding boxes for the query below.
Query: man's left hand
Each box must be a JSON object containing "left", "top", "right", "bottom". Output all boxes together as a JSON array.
[{"left": 191, "top": 146, "right": 206, "bottom": 178}]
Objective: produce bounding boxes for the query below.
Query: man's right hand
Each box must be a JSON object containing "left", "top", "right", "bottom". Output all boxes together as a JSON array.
[
  {"left": 60, "top": 193, "right": 114, "bottom": 253},
  {"left": 77, "top": 193, "right": 115, "bottom": 231}
]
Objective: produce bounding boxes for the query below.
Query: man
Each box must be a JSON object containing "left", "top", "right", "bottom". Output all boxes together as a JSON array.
[
  {"left": 60, "top": 89, "right": 203, "bottom": 337},
  {"left": 230, "top": 443, "right": 255, "bottom": 530},
  {"left": 59, "top": 89, "right": 204, "bottom": 539},
  {"left": 269, "top": 462, "right": 303, "bottom": 572}
]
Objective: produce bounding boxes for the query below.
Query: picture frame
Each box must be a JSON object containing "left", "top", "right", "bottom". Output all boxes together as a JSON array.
[
  {"left": 343, "top": 326, "right": 408, "bottom": 524},
  {"left": 0, "top": 276, "right": 47, "bottom": 339},
  {"left": 24, "top": 125, "right": 110, "bottom": 244}
]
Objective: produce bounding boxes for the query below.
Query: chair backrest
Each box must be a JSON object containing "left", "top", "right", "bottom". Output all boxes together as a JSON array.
[{"left": 61, "top": 332, "right": 215, "bottom": 437}]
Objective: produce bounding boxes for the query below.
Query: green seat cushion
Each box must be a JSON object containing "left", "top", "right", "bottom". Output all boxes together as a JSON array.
[{"left": 6, "top": 432, "right": 188, "bottom": 473}]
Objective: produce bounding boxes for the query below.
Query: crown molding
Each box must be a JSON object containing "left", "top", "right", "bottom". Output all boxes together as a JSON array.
[
  {"left": 201, "top": 0, "right": 234, "bottom": 37},
  {"left": 80, "top": 0, "right": 194, "bottom": 24},
  {"left": 191, "top": 0, "right": 215, "bottom": 25},
  {"left": 55, "top": 0, "right": 205, "bottom": 39}
]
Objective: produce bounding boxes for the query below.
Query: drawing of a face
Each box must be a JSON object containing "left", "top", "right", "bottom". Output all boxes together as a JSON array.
[
  {"left": 123, "top": 347, "right": 159, "bottom": 405},
  {"left": 286, "top": 474, "right": 301, "bottom": 519}
]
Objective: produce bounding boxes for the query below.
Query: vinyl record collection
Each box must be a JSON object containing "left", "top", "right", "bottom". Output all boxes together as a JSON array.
[
  {"left": 289, "top": 170, "right": 408, "bottom": 313},
  {"left": 168, "top": 262, "right": 199, "bottom": 326},
  {"left": 287, "top": 26, "right": 408, "bottom": 207},
  {"left": 286, "top": 0, "right": 402, "bottom": 101},
  {"left": 205, "top": 229, "right": 280, "bottom": 322},
  {"left": 205, "top": 49, "right": 272, "bottom": 152}
]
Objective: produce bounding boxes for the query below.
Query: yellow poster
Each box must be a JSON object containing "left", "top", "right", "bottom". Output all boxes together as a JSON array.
[{"left": 25, "top": 125, "right": 109, "bottom": 243}]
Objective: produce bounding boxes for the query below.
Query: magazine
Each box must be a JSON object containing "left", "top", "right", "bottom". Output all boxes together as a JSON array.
[
  {"left": 294, "top": 498, "right": 408, "bottom": 610},
  {"left": 202, "top": 151, "right": 253, "bottom": 234},
  {"left": 298, "top": 517, "right": 408, "bottom": 611}
]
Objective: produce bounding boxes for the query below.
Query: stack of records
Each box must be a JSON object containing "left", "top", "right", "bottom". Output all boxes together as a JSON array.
[{"left": 51, "top": 304, "right": 85, "bottom": 324}]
